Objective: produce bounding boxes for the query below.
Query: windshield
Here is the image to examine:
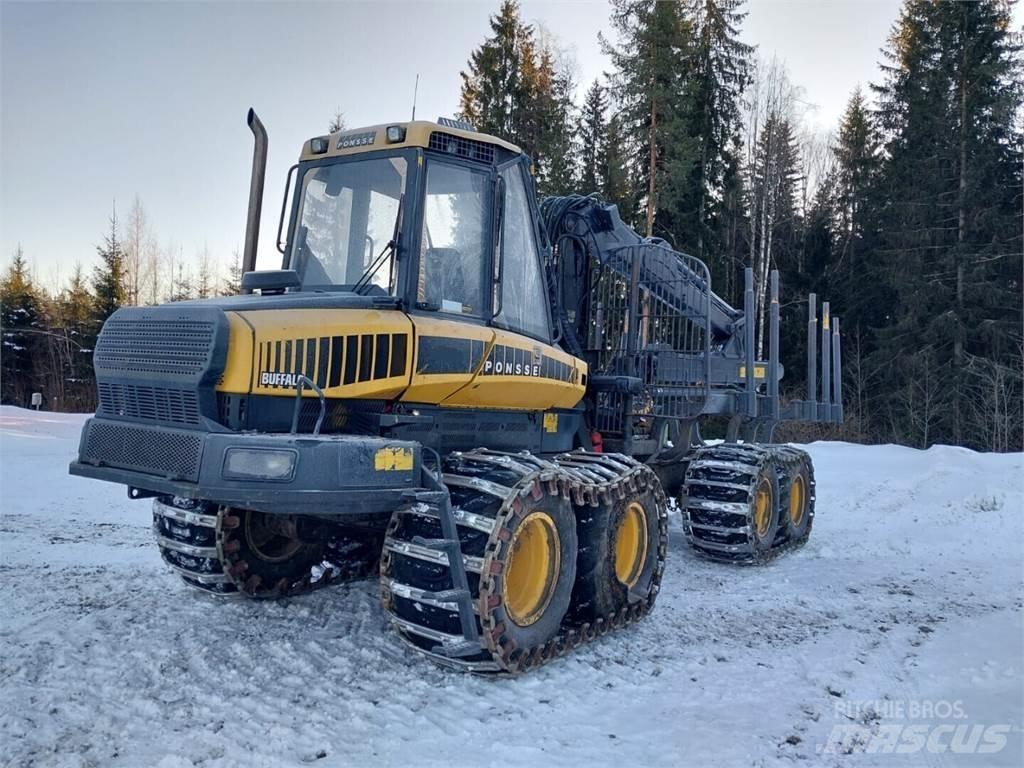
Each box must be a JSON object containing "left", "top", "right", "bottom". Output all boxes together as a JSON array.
[{"left": 290, "top": 156, "right": 408, "bottom": 291}]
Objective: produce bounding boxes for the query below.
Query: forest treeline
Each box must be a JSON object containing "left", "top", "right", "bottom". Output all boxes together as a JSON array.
[{"left": 2, "top": 0, "right": 1021, "bottom": 450}]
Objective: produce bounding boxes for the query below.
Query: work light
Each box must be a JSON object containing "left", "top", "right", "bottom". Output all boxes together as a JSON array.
[{"left": 223, "top": 448, "right": 297, "bottom": 481}]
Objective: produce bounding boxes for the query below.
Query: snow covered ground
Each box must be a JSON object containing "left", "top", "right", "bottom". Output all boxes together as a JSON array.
[{"left": 1, "top": 405, "right": 1021, "bottom": 767}]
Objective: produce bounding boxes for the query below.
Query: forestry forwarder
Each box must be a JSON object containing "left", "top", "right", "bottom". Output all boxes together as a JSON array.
[{"left": 70, "top": 110, "right": 844, "bottom": 674}]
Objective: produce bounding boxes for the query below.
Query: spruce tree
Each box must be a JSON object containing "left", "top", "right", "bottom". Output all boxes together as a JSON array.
[
  {"left": 534, "top": 49, "right": 578, "bottom": 195},
  {"left": 459, "top": 0, "right": 533, "bottom": 145},
  {"left": 57, "top": 263, "right": 97, "bottom": 410},
  {"left": 830, "top": 87, "right": 886, "bottom": 338},
  {"left": 677, "top": 0, "right": 754, "bottom": 261},
  {"left": 223, "top": 248, "right": 243, "bottom": 295},
  {"left": 601, "top": 113, "right": 634, "bottom": 218},
  {"left": 715, "top": 136, "right": 747, "bottom": 305},
  {"left": 577, "top": 80, "right": 608, "bottom": 195},
  {"left": 870, "top": 0, "right": 1022, "bottom": 448},
  {"left": 833, "top": 88, "right": 880, "bottom": 263},
  {"left": 604, "top": 0, "right": 694, "bottom": 236},
  {"left": 92, "top": 211, "right": 126, "bottom": 326},
  {"left": 748, "top": 115, "right": 801, "bottom": 354},
  {"left": 459, "top": 2, "right": 577, "bottom": 195},
  {"left": 0, "top": 246, "right": 44, "bottom": 405}
]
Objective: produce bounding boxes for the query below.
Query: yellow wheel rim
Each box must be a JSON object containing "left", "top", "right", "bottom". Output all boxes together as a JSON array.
[
  {"left": 753, "top": 479, "right": 773, "bottom": 538},
  {"left": 614, "top": 502, "right": 648, "bottom": 588},
  {"left": 789, "top": 475, "right": 806, "bottom": 526},
  {"left": 504, "top": 511, "right": 560, "bottom": 627}
]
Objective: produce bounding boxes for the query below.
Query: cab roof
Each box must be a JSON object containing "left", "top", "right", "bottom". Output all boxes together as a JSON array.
[{"left": 299, "top": 120, "right": 522, "bottom": 162}]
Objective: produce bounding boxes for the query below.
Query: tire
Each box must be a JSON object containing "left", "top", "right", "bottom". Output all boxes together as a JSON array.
[
  {"left": 571, "top": 488, "right": 661, "bottom": 620},
  {"left": 777, "top": 449, "right": 815, "bottom": 544},
  {"left": 749, "top": 460, "right": 781, "bottom": 561},
  {"left": 481, "top": 487, "right": 578, "bottom": 656},
  {"left": 153, "top": 497, "right": 237, "bottom": 594},
  {"left": 154, "top": 496, "right": 380, "bottom": 597},
  {"left": 381, "top": 457, "right": 578, "bottom": 665},
  {"left": 226, "top": 509, "right": 327, "bottom": 595}
]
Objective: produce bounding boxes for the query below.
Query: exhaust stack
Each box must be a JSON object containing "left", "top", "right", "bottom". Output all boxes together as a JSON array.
[{"left": 242, "top": 108, "right": 268, "bottom": 293}]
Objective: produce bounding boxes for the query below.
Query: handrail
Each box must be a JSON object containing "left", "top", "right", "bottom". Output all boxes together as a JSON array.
[{"left": 290, "top": 375, "right": 326, "bottom": 436}]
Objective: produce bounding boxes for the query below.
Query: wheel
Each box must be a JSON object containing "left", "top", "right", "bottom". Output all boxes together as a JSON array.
[
  {"left": 153, "top": 497, "right": 237, "bottom": 594},
  {"left": 749, "top": 460, "right": 781, "bottom": 559},
  {"left": 381, "top": 452, "right": 580, "bottom": 671},
  {"left": 227, "top": 510, "right": 327, "bottom": 595},
  {"left": 482, "top": 489, "right": 578, "bottom": 655},
  {"left": 777, "top": 448, "right": 815, "bottom": 544},
  {"left": 571, "top": 488, "right": 662, "bottom": 620},
  {"left": 683, "top": 444, "right": 784, "bottom": 562},
  {"left": 153, "top": 496, "right": 381, "bottom": 597},
  {"left": 382, "top": 450, "right": 668, "bottom": 673},
  {"left": 684, "top": 444, "right": 817, "bottom": 562}
]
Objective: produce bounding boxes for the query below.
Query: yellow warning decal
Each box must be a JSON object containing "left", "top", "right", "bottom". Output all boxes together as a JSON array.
[
  {"left": 739, "top": 365, "right": 767, "bottom": 379},
  {"left": 374, "top": 446, "right": 414, "bottom": 471},
  {"left": 543, "top": 413, "right": 559, "bottom": 433}
]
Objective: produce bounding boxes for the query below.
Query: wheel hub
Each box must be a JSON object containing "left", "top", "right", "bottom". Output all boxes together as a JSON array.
[
  {"left": 753, "top": 479, "right": 773, "bottom": 538},
  {"left": 504, "top": 511, "right": 560, "bottom": 627},
  {"left": 614, "top": 501, "right": 648, "bottom": 588},
  {"left": 789, "top": 475, "right": 806, "bottom": 526},
  {"left": 243, "top": 511, "right": 304, "bottom": 563}
]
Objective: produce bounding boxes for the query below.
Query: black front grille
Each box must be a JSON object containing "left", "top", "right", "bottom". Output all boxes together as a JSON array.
[
  {"left": 95, "top": 318, "right": 216, "bottom": 378},
  {"left": 92, "top": 306, "right": 227, "bottom": 426},
  {"left": 81, "top": 420, "right": 203, "bottom": 481},
  {"left": 428, "top": 131, "right": 496, "bottom": 164},
  {"left": 97, "top": 382, "right": 201, "bottom": 425}
]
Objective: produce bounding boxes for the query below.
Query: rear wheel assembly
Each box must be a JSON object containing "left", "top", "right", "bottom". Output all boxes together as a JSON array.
[{"left": 682, "top": 444, "right": 815, "bottom": 563}]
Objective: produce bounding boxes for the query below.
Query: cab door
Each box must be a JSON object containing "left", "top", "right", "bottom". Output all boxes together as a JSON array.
[
  {"left": 441, "top": 160, "right": 585, "bottom": 411},
  {"left": 402, "top": 157, "right": 496, "bottom": 403}
]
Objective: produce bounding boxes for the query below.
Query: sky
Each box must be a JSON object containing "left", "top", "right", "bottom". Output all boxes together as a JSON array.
[{"left": 1, "top": 0, "right": 908, "bottom": 290}]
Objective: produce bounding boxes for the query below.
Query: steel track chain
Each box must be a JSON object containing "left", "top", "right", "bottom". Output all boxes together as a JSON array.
[
  {"left": 379, "top": 448, "right": 669, "bottom": 675},
  {"left": 153, "top": 498, "right": 379, "bottom": 598},
  {"left": 682, "top": 443, "right": 816, "bottom": 563}
]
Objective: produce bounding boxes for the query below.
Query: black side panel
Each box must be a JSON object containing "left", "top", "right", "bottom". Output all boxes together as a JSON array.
[{"left": 384, "top": 406, "right": 582, "bottom": 454}]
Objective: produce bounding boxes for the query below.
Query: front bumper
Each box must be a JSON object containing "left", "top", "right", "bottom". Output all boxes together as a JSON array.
[{"left": 69, "top": 417, "right": 423, "bottom": 516}]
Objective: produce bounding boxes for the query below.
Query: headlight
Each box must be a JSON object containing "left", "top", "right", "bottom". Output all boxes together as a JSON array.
[{"left": 223, "top": 448, "right": 297, "bottom": 481}]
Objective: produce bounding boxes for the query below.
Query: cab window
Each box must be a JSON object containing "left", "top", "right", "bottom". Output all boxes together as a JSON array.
[
  {"left": 495, "top": 165, "right": 551, "bottom": 340},
  {"left": 417, "top": 162, "right": 488, "bottom": 316},
  {"left": 291, "top": 157, "right": 406, "bottom": 291}
]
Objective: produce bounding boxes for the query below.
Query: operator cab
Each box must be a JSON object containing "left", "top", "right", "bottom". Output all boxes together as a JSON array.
[{"left": 277, "top": 119, "right": 553, "bottom": 343}]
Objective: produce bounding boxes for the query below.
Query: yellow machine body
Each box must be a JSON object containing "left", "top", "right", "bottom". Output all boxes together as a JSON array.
[{"left": 216, "top": 308, "right": 587, "bottom": 412}]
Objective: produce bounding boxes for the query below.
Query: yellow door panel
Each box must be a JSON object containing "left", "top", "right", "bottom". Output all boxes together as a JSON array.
[
  {"left": 444, "top": 329, "right": 586, "bottom": 410},
  {"left": 402, "top": 315, "right": 494, "bottom": 403},
  {"left": 217, "top": 308, "right": 413, "bottom": 399}
]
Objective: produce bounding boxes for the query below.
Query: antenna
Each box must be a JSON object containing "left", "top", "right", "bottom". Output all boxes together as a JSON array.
[{"left": 411, "top": 73, "right": 419, "bottom": 121}]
